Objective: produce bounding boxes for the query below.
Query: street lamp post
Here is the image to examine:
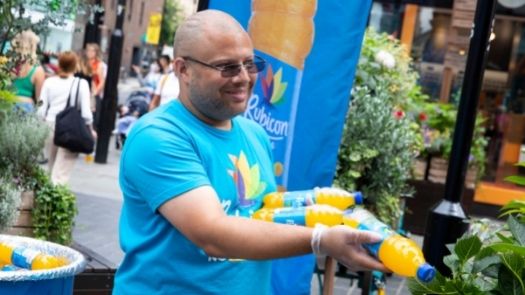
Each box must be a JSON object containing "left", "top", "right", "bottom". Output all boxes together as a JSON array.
[
  {"left": 422, "top": 0, "right": 497, "bottom": 276},
  {"left": 83, "top": 0, "right": 103, "bottom": 46},
  {"left": 95, "top": 0, "right": 126, "bottom": 163}
]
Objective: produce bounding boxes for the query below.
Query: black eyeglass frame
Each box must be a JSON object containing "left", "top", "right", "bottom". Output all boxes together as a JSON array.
[{"left": 182, "top": 55, "right": 266, "bottom": 78}]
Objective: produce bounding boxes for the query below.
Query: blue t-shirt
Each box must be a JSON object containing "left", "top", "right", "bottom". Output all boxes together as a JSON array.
[{"left": 113, "top": 100, "right": 277, "bottom": 295}]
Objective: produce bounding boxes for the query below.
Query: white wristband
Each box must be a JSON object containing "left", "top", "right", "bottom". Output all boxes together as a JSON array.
[{"left": 311, "top": 224, "right": 327, "bottom": 256}]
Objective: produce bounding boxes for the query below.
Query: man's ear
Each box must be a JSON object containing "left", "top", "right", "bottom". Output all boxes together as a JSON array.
[{"left": 173, "top": 58, "right": 190, "bottom": 82}]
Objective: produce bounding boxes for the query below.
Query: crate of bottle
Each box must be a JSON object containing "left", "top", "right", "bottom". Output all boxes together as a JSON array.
[{"left": 0, "top": 234, "right": 86, "bottom": 295}]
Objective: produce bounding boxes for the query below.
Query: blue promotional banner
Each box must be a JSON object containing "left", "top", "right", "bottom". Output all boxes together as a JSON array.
[
  {"left": 206, "top": 1, "right": 372, "bottom": 294},
  {"left": 208, "top": 0, "right": 371, "bottom": 191}
]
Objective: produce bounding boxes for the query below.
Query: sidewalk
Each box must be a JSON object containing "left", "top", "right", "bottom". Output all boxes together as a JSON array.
[{"left": 71, "top": 78, "right": 140, "bottom": 266}]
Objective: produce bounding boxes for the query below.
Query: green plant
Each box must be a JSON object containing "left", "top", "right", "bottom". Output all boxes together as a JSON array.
[
  {"left": 335, "top": 28, "right": 424, "bottom": 227},
  {"left": 408, "top": 200, "right": 525, "bottom": 294},
  {"left": 32, "top": 167, "right": 77, "bottom": 245},
  {"left": 0, "top": 109, "right": 49, "bottom": 189},
  {"left": 159, "top": 0, "right": 185, "bottom": 47},
  {"left": 0, "top": 176, "right": 21, "bottom": 231},
  {"left": 0, "top": 0, "right": 94, "bottom": 53},
  {"left": 421, "top": 102, "right": 488, "bottom": 180},
  {"left": 504, "top": 162, "right": 525, "bottom": 187}
]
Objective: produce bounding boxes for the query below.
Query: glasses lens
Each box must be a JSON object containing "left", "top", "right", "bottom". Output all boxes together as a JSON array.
[
  {"left": 219, "top": 56, "right": 266, "bottom": 77},
  {"left": 221, "top": 64, "right": 242, "bottom": 77},
  {"left": 253, "top": 56, "right": 266, "bottom": 73}
]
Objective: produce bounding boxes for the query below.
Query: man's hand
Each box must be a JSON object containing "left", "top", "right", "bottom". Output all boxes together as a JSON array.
[{"left": 320, "top": 225, "right": 390, "bottom": 272}]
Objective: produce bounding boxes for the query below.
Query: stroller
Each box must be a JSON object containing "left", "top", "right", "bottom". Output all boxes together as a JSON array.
[{"left": 115, "top": 88, "right": 151, "bottom": 149}]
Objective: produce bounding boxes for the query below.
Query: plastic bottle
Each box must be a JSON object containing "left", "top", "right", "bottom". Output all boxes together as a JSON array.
[
  {"left": 252, "top": 204, "right": 343, "bottom": 227},
  {"left": 0, "top": 243, "right": 68, "bottom": 270},
  {"left": 263, "top": 187, "right": 363, "bottom": 210},
  {"left": 248, "top": 0, "right": 317, "bottom": 70},
  {"left": 245, "top": 0, "right": 318, "bottom": 186},
  {"left": 343, "top": 208, "right": 436, "bottom": 282}
]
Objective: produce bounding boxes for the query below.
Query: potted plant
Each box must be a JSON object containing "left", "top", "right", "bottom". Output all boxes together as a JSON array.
[
  {"left": 415, "top": 101, "right": 488, "bottom": 188},
  {"left": 408, "top": 199, "right": 525, "bottom": 294},
  {"left": 335, "top": 28, "right": 425, "bottom": 228}
]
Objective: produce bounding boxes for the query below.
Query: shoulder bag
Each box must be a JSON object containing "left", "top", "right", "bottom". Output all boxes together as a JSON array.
[{"left": 54, "top": 78, "right": 95, "bottom": 154}]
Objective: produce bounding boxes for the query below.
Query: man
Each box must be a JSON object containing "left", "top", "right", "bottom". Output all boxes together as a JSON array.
[{"left": 113, "top": 10, "right": 387, "bottom": 294}]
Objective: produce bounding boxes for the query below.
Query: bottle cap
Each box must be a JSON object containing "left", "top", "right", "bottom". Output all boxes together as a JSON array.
[
  {"left": 417, "top": 263, "right": 436, "bottom": 282},
  {"left": 353, "top": 191, "right": 363, "bottom": 204}
]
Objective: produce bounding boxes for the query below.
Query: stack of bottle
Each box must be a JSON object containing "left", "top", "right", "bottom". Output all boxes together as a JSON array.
[
  {"left": 251, "top": 187, "right": 436, "bottom": 282},
  {"left": 0, "top": 243, "right": 69, "bottom": 271}
]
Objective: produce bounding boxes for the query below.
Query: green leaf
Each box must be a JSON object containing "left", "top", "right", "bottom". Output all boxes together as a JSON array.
[
  {"left": 474, "top": 275, "right": 497, "bottom": 292},
  {"left": 407, "top": 273, "right": 456, "bottom": 295},
  {"left": 473, "top": 250, "right": 500, "bottom": 274},
  {"left": 489, "top": 243, "right": 525, "bottom": 256},
  {"left": 504, "top": 175, "right": 525, "bottom": 186},
  {"left": 444, "top": 254, "right": 460, "bottom": 272},
  {"left": 500, "top": 252, "right": 525, "bottom": 289},
  {"left": 497, "top": 262, "right": 525, "bottom": 295},
  {"left": 497, "top": 232, "right": 516, "bottom": 244},
  {"left": 455, "top": 235, "right": 482, "bottom": 262},
  {"left": 508, "top": 215, "right": 525, "bottom": 246},
  {"left": 482, "top": 264, "right": 500, "bottom": 278}
]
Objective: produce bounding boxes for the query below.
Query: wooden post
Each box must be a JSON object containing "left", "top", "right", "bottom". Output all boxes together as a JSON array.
[
  {"left": 400, "top": 4, "right": 418, "bottom": 54},
  {"left": 441, "top": 0, "right": 478, "bottom": 102},
  {"left": 322, "top": 257, "right": 336, "bottom": 295}
]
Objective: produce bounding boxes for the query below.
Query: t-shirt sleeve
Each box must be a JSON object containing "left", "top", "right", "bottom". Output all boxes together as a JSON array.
[{"left": 121, "top": 123, "right": 211, "bottom": 211}]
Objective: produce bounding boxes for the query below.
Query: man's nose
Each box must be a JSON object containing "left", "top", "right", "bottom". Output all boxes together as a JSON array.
[{"left": 233, "top": 64, "right": 252, "bottom": 82}]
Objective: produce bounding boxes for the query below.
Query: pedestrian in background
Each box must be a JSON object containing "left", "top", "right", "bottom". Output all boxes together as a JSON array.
[
  {"left": 148, "top": 55, "right": 180, "bottom": 110},
  {"left": 85, "top": 43, "right": 106, "bottom": 129},
  {"left": 11, "top": 30, "right": 46, "bottom": 112},
  {"left": 37, "top": 51, "right": 96, "bottom": 185}
]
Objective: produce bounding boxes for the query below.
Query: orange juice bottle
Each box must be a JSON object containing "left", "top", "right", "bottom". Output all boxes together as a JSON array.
[
  {"left": 263, "top": 187, "right": 363, "bottom": 210},
  {"left": 0, "top": 243, "right": 68, "bottom": 270},
  {"left": 249, "top": 0, "right": 317, "bottom": 70},
  {"left": 252, "top": 204, "right": 343, "bottom": 227},
  {"left": 343, "top": 208, "right": 436, "bottom": 282}
]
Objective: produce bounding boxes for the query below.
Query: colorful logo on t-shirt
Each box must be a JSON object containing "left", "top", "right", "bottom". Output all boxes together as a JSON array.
[
  {"left": 228, "top": 151, "right": 267, "bottom": 208},
  {"left": 260, "top": 65, "right": 287, "bottom": 106}
]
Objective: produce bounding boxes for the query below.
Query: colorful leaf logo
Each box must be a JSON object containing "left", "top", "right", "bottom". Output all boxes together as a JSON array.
[
  {"left": 228, "top": 151, "right": 267, "bottom": 207},
  {"left": 260, "top": 65, "right": 287, "bottom": 106}
]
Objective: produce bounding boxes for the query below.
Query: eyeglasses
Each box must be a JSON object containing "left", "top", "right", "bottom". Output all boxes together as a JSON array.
[{"left": 182, "top": 55, "right": 266, "bottom": 78}]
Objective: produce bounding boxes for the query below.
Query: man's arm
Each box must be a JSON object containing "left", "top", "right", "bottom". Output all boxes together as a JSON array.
[{"left": 159, "top": 185, "right": 388, "bottom": 271}]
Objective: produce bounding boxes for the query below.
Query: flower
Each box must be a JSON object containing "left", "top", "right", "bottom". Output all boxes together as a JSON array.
[
  {"left": 375, "top": 50, "right": 396, "bottom": 69},
  {"left": 418, "top": 112, "right": 428, "bottom": 122},
  {"left": 393, "top": 109, "right": 405, "bottom": 119},
  {"left": 0, "top": 56, "right": 7, "bottom": 65}
]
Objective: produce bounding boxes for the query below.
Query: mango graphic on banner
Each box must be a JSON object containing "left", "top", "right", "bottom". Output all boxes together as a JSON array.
[
  {"left": 146, "top": 13, "right": 162, "bottom": 45},
  {"left": 260, "top": 65, "right": 287, "bottom": 105},
  {"left": 248, "top": 0, "right": 317, "bottom": 69},
  {"left": 228, "top": 152, "right": 267, "bottom": 207}
]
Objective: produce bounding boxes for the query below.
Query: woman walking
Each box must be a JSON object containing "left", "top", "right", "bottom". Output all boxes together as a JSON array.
[{"left": 37, "top": 51, "right": 96, "bottom": 185}]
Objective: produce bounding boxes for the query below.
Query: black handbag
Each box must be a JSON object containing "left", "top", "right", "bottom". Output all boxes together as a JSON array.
[{"left": 54, "top": 78, "right": 95, "bottom": 154}]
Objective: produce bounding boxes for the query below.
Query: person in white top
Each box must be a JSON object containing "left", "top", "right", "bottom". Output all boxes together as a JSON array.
[
  {"left": 149, "top": 71, "right": 180, "bottom": 110},
  {"left": 38, "top": 51, "right": 96, "bottom": 185}
]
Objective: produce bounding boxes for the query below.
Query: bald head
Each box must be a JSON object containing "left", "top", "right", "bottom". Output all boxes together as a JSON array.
[{"left": 173, "top": 10, "right": 247, "bottom": 58}]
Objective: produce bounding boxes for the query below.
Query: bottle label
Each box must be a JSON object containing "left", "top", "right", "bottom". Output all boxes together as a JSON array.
[
  {"left": 273, "top": 207, "right": 306, "bottom": 226},
  {"left": 12, "top": 248, "right": 38, "bottom": 269},
  {"left": 357, "top": 220, "right": 393, "bottom": 256},
  {"left": 282, "top": 190, "right": 315, "bottom": 207}
]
